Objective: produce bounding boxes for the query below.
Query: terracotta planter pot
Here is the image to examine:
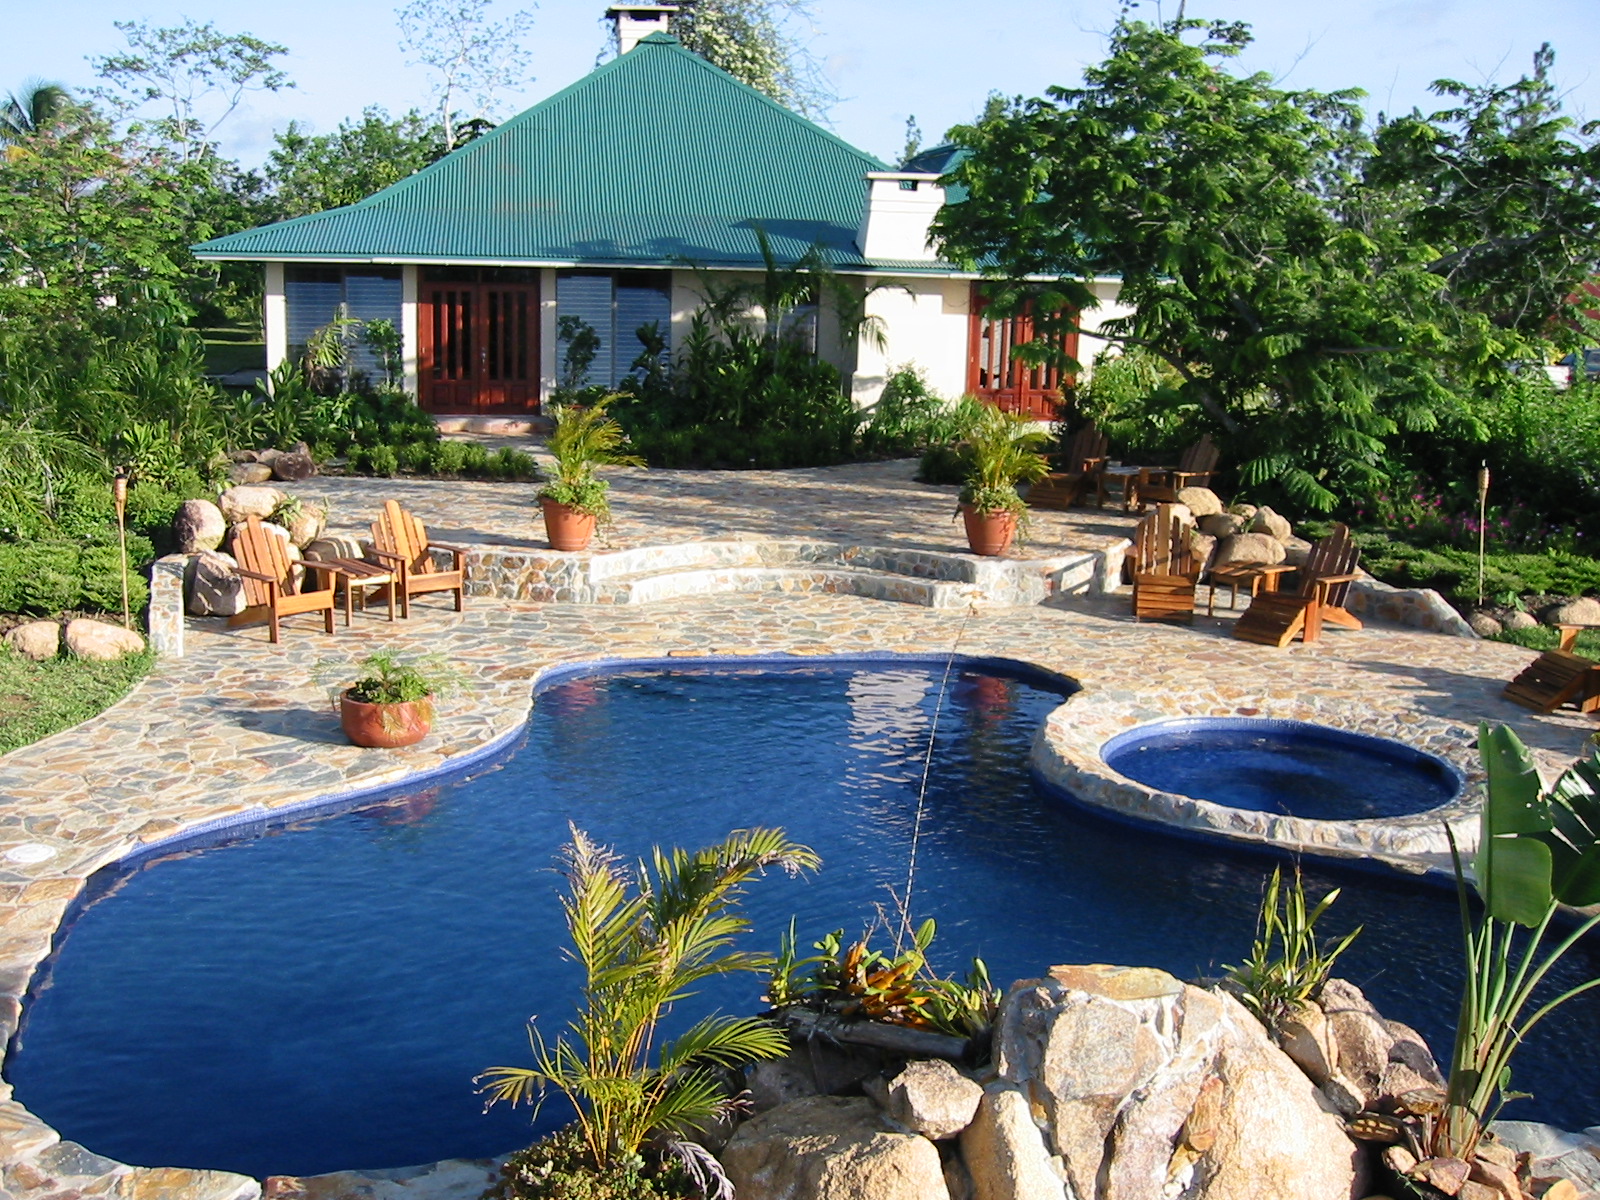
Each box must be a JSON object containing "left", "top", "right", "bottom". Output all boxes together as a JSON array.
[
  {"left": 540, "top": 497, "right": 598, "bottom": 552},
  {"left": 961, "top": 504, "right": 1018, "bottom": 556},
  {"left": 340, "top": 691, "right": 433, "bottom": 749}
]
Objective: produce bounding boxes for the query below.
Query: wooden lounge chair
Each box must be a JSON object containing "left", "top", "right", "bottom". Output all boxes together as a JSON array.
[
  {"left": 1232, "top": 523, "right": 1363, "bottom": 648},
  {"left": 1131, "top": 504, "right": 1201, "bottom": 623},
  {"left": 1503, "top": 650, "right": 1600, "bottom": 715},
  {"left": 1027, "top": 423, "right": 1109, "bottom": 510},
  {"left": 229, "top": 516, "right": 338, "bottom": 643},
  {"left": 1138, "top": 434, "right": 1221, "bottom": 506},
  {"left": 368, "top": 500, "right": 467, "bottom": 616}
]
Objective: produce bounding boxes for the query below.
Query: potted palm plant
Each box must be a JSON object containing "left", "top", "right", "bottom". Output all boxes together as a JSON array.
[
  {"left": 318, "top": 651, "right": 462, "bottom": 749},
  {"left": 956, "top": 403, "right": 1052, "bottom": 556},
  {"left": 538, "top": 397, "right": 646, "bottom": 552}
]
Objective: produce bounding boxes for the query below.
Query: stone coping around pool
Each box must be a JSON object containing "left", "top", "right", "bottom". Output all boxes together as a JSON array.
[
  {"left": 2, "top": 592, "right": 1593, "bottom": 1200},
  {"left": 1031, "top": 708, "right": 1482, "bottom": 879}
]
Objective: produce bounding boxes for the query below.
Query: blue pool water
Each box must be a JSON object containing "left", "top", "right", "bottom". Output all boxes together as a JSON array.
[
  {"left": 9, "top": 658, "right": 1600, "bottom": 1179},
  {"left": 1102, "top": 718, "right": 1462, "bottom": 820}
]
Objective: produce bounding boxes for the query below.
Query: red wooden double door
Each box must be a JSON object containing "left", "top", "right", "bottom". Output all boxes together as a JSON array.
[
  {"left": 966, "top": 288, "right": 1079, "bottom": 419},
  {"left": 418, "top": 272, "right": 540, "bottom": 414}
]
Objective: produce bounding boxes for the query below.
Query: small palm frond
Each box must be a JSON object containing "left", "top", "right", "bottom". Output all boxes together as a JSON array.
[{"left": 659, "top": 1013, "right": 789, "bottom": 1073}]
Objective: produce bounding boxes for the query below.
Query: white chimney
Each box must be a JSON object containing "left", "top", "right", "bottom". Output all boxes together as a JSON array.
[
  {"left": 857, "top": 173, "right": 946, "bottom": 262},
  {"left": 609, "top": 4, "right": 680, "bottom": 54}
]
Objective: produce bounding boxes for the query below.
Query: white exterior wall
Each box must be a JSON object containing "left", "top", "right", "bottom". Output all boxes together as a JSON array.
[
  {"left": 851, "top": 276, "right": 972, "bottom": 409},
  {"left": 401, "top": 265, "right": 420, "bottom": 397},
  {"left": 540, "top": 268, "right": 559, "bottom": 400},
  {"left": 857, "top": 174, "right": 944, "bottom": 263},
  {"left": 263, "top": 262, "right": 287, "bottom": 379},
  {"left": 1076, "top": 279, "right": 1133, "bottom": 376}
]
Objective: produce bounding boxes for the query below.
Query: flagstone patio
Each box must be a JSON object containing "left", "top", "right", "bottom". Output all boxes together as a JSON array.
[{"left": 2, "top": 463, "right": 1597, "bottom": 1198}]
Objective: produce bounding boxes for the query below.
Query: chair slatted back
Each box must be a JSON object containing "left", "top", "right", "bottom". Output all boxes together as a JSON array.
[
  {"left": 1065, "top": 423, "right": 1110, "bottom": 473},
  {"left": 372, "top": 500, "right": 436, "bottom": 575},
  {"left": 233, "top": 516, "right": 294, "bottom": 606},
  {"left": 1298, "top": 523, "right": 1360, "bottom": 606},
  {"left": 1178, "top": 434, "right": 1220, "bottom": 477},
  {"left": 1133, "top": 504, "right": 1195, "bottom": 576}
]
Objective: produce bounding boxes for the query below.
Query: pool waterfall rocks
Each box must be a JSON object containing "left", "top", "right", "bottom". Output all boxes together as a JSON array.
[{"left": 1, "top": 620, "right": 1596, "bottom": 1200}]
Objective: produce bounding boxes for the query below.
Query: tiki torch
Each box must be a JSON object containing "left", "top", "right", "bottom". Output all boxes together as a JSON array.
[
  {"left": 113, "top": 469, "right": 130, "bottom": 630},
  {"left": 1476, "top": 462, "right": 1490, "bottom": 608}
]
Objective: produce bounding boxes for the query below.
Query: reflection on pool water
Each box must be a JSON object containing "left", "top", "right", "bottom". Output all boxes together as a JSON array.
[
  {"left": 8, "top": 658, "right": 1599, "bottom": 1180},
  {"left": 1102, "top": 718, "right": 1461, "bottom": 821}
]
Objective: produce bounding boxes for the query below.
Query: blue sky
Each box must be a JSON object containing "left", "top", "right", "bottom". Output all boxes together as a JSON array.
[{"left": 5, "top": 0, "right": 1597, "bottom": 169}]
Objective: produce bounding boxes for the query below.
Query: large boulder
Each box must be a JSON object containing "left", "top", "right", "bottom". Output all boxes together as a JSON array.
[
  {"left": 1547, "top": 597, "right": 1600, "bottom": 627},
  {"left": 1505, "top": 610, "right": 1539, "bottom": 631},
  {"left": 65, "top": 618, "right": 145, "bottom": 661},
  {"left": 228, "top": 462, "right": 274, "bottom": 485},
  {"left": 218, "top": 485, "right": 285, "bottom": 524},
  {"left": 303, "top": 535, "right": 365, "bottom": 563},
  {"left": 1469, "top": 612, "right": 1504, "bottom": 638},
  {"left": 5, "top": 620, "right": 60, "bottom": 661},
  {"left": 284, "top": 502, "right": 327, "bottom": 549},
  {"left": 1249, "top": 506, "right": 1293, "bottom": 542},
  {"left": 719, "top": 1095, "right": 949, "bottom": 1200},
  {"left": 960, "top": 1086, "right": 1069, "bottom": 1200},
  {"left": 991, "top": 964, "right": 1364, "bottom": 1200},
  {"left": 267, "top": 441, "right": 318, "bottom": 482},
  {"left": 172, "top": 499, "right": 226, "bottom": 553},
  {"left": 1281, "top": 536, "right": 1314, "bottom": 567},
  {"left": 865, "top": 1059, "right": 983, "bottom": 1141},
  {"left": 186, "top": 551, "right": 246, "bottom": 617},
  {"left": 1228, "top": 503, "right": 1258, "bottom": 520},
  {"left": 1213, "top": 532, "right": 1288, "bottom": 568},
  {"left": 1177, "top": 487, "right": 1224, "bottom": 518},
  {"left": 1198, "top": 513, "right": 1245, "bottom": 539}
]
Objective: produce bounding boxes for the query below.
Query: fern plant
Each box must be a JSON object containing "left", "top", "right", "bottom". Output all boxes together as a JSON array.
[
  {"left": 479, "top": 825, "right": 820, "bottom": 1179},
  {"left": 538, "top": 397, "right": 646, "bottom": 520},
  {"left": 956, "top": 402, "right": 1051, "bottom": 516}
]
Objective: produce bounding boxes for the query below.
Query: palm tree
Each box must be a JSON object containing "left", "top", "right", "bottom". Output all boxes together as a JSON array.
[
  {"left": 478, "top": 824, "right": 820, "bottom": 1178},
  {"left": 1, "top": 80, "right": 73, "bottom": 143}
]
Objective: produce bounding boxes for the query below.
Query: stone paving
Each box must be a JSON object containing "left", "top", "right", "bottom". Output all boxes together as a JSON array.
[{"left": 2, "top": 461, "right": 1598, "bottom": 1198}]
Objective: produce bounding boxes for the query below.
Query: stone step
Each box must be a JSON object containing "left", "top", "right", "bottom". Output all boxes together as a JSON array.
[{"left": 590, "top": 563, "right": 983, "bottom": 608}]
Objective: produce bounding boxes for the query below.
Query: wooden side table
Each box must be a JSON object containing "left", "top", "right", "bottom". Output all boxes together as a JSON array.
[
  {"left": 307, "top": 558, "right": 399, "bottom": 625},
  {"left": 1207, "top": 563, "right": 1296, "bottom": 616}
]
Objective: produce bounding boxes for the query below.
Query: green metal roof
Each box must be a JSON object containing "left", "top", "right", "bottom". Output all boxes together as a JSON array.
[{"left": 194, "top": 34, "right": 895, "bottom": 269}]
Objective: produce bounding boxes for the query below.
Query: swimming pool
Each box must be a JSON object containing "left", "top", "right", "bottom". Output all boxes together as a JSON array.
[{"left": 9, "top": 658, "right": 1600, "bottom": 1178}]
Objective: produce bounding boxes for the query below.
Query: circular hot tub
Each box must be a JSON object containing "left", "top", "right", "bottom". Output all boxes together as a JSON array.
[{"left": 1101, "top": 717, "right": 1463, "bottom": 821}]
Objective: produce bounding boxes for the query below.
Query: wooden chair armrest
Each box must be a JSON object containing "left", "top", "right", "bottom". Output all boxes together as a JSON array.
[
  {"left": 367, "top": 547, "right": 407, "bottom": 564},
  {"left": 1308, "top": 572, "right": 1361, "bottom": 586},
  {"left": 427, "top": 540, "right": 469, "bottom": 554},
  {"left": 235, "top": 567, "right": 279, "bottom": 583}
]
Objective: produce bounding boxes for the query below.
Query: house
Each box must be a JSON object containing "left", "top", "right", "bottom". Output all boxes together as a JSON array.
[{"left": 193, "top": 5, "right": 1128, "bottom": 420}]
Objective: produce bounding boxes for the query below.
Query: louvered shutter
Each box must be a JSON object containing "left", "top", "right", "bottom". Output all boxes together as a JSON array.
[
  {"left": 556, "top": 272, "right": 615, "bottom": 387},
  {"left": 614, "top": 273, "right": 672, "bottom": 380}
]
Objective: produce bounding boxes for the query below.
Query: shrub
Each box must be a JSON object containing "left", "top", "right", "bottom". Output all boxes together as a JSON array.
[
  {"left": 398, "top": 440, "right": 435, "bottom": 474},
  {"left": 0, "top": 538, "right": 152, "bottom": 617},
  {"left": 431, "top": 440, "right": 468, "bottom": 475},
  {"left": 365, "top": 445, "right": 399, "bottom": 477},
  {"left": 487, "top": 1125, "right": 689, "bottom": 1200},
  {"left": 460, "top": 442, "right": 490, "bottom": 474},
  {"left": 491, "top": 446, "right": 537, "bottom": 480}
]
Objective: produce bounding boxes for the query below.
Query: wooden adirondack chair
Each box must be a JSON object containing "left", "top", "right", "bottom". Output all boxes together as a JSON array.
[
  {"left": 369, "top": 500, "right": 467, "bottom": 616},
  {"left": 229, "top": 516, "right": 338, "bottom": 643},
  {"left": 1232, "top": 523, "right": 1363, "bottom": 647},
  {"left": 1138, "top": 434, "right": 1221, "bottom": 506},
  {"left": 1503, "top": 650, "right": 1600, "bottom": 715},
  {"left": 1027, "top": 423, "right": 1109, "bottom": 510},
  {"left": 1131, "top": 504, "right": 1201, "bottom": 623}
]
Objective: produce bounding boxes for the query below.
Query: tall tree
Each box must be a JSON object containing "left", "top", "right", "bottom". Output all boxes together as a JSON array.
[
  {"left": 1, "top": 80, "right": 74, "bottom": 144},
  {"left": 396, "top": 0, "right": 535, "bottom": 154},
  {"left": 667, "top": 0, "right": 836, "bottom": 118},
  {"left": 90, "top": 20, "right": 292, "bottom": 163},
  {"left": 265, "top": 107, "right": 445, "bottom": 218},
  {"left": 933, "top": 18, "right": 1600, "bottom": 511}
]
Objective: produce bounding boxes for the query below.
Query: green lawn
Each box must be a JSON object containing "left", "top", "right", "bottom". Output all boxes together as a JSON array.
[
  {"left": 0, "top": 646, "right": 154, "bottom": 755},
  {"left": 1490, "top": 625, "right": 1600, "bottom": 657}
]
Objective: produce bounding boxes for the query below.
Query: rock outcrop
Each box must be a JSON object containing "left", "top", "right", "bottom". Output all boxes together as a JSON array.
[
  {"left": 1546, "top": 597, "right": 1600, "bottom": 627},
  {"left": 186, "top": 552, "right": 246, "bottom": 617},
  {"left": 865, "top": 1059, "right": 983, "bottom": 1141},
  {"left": 1249, "top": 506, "right": 1293, "bottom": 542},
  {"left": 5, "top": 620, "right": 60, "bottom": 661},
  {"left": 172, "top": 499, "right": 226, "bottom": 554},
  {"left": 218, "top": 485, "right": 285, "bottom": 525},
  {"left": 64, "top": 618, "right": 145, "bottom": 661},
  {"left": 1213, "top": 532, "right": 1288, "bottom": 567},
  {"left": 720, "top": 1095, "right": 950, "bottom": 1200},
  {"left": 1177, "top": 487, "right": 1224, "bottom": 517}
]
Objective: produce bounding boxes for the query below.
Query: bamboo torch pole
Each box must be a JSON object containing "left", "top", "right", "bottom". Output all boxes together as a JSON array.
[
  {"left": 1476, "top": 462, "right": 1490, "bottom": 608},
  {"left": 113, "top": 469, "right": 130, "bottom": 630}
]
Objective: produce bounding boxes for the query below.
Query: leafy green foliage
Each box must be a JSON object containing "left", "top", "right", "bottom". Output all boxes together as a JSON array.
[
  {"left": 1490, "top": 626, "right": 1600, "bottom": 658},
  {"left": 320, "top": 650, "right": 462, "bottom": 707},
  {"left": 479, "top": 826, "right": 820, "bottom": 1179},
  {"left": 1073, "top": 347, "right": 1197, "bottom": 460},
  {"left": 957, "top": 404, "right": 1050, "bottom": 515},
  {"left": 1227, "top": 866, "right": 1362, "bottom": 1028},
  {"left": 0, "top": 643, "right": 154, "bottom": 756},
  {"left": 539, "top": 399, "right": 646, "bottom": 520},
  {"left": 767, "top": 917, "right": 999, "bottom": 1042},
  {"left": 859, "top": 366, "right": 970, "bottom": 457},
  {"left": 934, "top": 18, "right": 1600, "bottom": 514},
  {"left": 1330, "top": 530, "right": 1600, "bottom": 605},
  {"left": 265, "top": 108, "right": 443, "bottom": 218},
  {"left": 488, "top": 1124, "right": 692, "bottom": 1200},
  {"left": 1433, "top": 726, "right": 1600, "bottom": 1159},
  {"left": 667, "top": 0, "right": 835, "bottom": 118}
]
